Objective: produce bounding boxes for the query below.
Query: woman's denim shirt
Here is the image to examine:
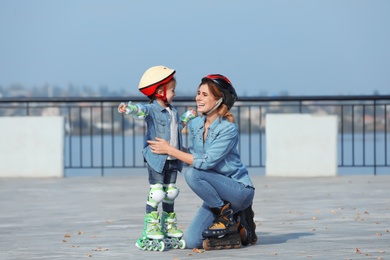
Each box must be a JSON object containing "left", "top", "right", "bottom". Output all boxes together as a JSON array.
[
  {"left": 134, "top": 100, "right": 183, "bottom": 173},
  {"left": 187, "top": 116, "right": 254, "bottom": 188}
]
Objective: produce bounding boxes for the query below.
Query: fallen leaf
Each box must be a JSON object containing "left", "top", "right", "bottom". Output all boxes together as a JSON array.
[
  {"left": 93, "top": 247, "right": 109, "bottom": 251},
  {"left": 64, "top": 233, "right": 71, "bottom": 238},
  {"left": 62, "top": 240, "right": 67, "bottom": 243},
  {"left": 78, "top": 231, "right": 84, "bottom": 235},
  {"left": 376, "top": 233, "right": 382, "bottom": 236},
  {"left": 192, "top": 248, "right": 204, "bottom": 253},
  {"left": 356, "top": 248, "right": 361, "bottom": 253}
]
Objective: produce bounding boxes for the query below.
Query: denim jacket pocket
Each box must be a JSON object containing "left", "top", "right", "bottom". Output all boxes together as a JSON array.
[{"left": 156, "top": 118, "right": 166, "bottom": 134}]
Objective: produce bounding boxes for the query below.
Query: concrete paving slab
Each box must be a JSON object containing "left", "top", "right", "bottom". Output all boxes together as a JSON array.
[{"left": 0, "top": 174, "right": 389, "bottom": 259}]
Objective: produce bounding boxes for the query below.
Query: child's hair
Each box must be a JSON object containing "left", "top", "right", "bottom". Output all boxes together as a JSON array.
[
  {"left": 203, "top": 81, "right": 235, "bottom": 123},
  {"left": 148, "top": 77, "right": 176, "bottom": 104}
]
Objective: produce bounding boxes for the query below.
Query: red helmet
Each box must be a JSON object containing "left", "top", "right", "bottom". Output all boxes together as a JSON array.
[
  {"left": 202, "top": 74, "right": 237, "bottom": 110},
  {"left": 138, "top": 66, "right": 175, "bottom": 101}
]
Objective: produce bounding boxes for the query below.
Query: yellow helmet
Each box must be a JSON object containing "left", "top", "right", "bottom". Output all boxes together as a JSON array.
[{"left": 138, "top": 66, "right": 176, "bottom": 100}]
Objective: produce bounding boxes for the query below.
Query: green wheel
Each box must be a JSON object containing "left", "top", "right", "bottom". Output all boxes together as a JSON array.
[
  {"left": 135, "top": 238, "right": 147, "bottom": 250},
  {"left": 147, "top": 240, "right": 153, "bottom": 251},
  {"left": 159, "top": 241, "right": 165, "bottom": 252},
  {"left": 179, "top": 239, "right": 186, "bottom": 249}
]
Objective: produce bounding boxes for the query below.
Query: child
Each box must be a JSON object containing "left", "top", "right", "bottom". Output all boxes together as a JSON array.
[{"left": 118, "top": 65, "right": 195, "bottom": 251}]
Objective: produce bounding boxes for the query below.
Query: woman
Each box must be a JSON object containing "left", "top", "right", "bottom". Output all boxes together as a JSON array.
[{"left": 147, "top": 74, "right": 257, "bottom": 249}]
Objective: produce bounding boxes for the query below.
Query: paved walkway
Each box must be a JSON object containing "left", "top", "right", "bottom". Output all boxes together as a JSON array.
[{"left": 1, "top": 174, "right": 389, "bottom": 260}]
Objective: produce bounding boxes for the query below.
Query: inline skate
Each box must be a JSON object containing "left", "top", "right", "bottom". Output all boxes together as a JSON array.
[
  {"left": 135, "top": 211, "right": 165, "bottom": 251},
  {"left": 202, "top": 203, "right": 241, "bottom": 250},
  {"left": 161, "top": 211, "right": 186, "bottom": 249},
  {"left": 236, "top": 204, "right": 258, "bottom": 246}
]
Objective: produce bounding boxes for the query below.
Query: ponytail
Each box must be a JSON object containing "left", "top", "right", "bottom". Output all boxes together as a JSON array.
[{"left": 218, "top": 104, "right": 235, "bottom": 123}]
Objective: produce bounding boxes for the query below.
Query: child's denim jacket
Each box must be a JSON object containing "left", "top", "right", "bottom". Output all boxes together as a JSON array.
[{"left": 135, "top": 100, "right": 183, "bottom": 173}]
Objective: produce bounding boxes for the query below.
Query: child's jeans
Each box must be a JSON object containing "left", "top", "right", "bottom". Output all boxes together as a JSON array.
[{"left": 146, "top": 160, "right": 181, "bottom": 213}]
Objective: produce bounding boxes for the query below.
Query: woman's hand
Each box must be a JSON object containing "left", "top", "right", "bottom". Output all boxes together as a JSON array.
[
  {"left": 147, "top": 137, "right": 171, "bottom": 155},
  {"left": 149, "top": 137, "right": 194, "bottom": 165}
]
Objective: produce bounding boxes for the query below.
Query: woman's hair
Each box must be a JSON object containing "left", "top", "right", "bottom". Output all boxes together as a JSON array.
[
  {"left": 148, "top": 77, "right": 176, "bottom": 104},
  {"left": 204, "top": 81, "right": 236, "bottom": 123}
]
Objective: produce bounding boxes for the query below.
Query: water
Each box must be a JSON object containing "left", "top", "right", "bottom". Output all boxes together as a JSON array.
[{"left": 64, "top": 133, "right": 389, "bottom": 177}]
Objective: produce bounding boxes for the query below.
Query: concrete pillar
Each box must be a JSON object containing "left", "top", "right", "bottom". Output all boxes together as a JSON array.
[
  {"left": 266, "top": 114, "right": 338, "bottom": 177},
  {"left": 0, "top": 117, "right": 64, "bottom": 177}
]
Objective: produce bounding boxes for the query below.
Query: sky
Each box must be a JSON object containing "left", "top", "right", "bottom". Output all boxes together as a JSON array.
[{"left": 0, "top": 0, "right": 389, "bottom": 97}]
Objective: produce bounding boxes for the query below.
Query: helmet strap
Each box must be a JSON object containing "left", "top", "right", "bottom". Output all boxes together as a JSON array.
[
  {"left": 154, "top": 84, "right": 168, "bottom": 102},
  {"left": 203, "top": 98, "right": 223, "bottom": 116}
]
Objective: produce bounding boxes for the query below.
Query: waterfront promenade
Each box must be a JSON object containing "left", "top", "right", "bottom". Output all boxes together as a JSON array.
[{"left": 1, "top": 173, "right": 389, "bottom": 260}]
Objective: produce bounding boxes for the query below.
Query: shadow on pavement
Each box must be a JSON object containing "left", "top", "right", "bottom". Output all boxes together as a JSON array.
[{"left": 258, "top": 232, "right": 315, "bottom": 245}]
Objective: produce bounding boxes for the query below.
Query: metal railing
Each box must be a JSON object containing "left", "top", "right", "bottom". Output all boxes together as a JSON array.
[{"left": 1, "top": 95, "right": 389, "bottom": 176}]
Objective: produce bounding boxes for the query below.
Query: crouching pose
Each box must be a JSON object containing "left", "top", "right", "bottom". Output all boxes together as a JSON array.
[
  {"left": 148, "top": 74, "right": 257, "bottom": 250},
  {"left": 118, "top": 66, "right": 196, "bottom": 251}
]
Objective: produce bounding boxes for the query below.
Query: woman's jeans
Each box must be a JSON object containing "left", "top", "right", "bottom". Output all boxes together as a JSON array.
[{"left": 183, "top": 167, "right": 255, "bottom": 248}]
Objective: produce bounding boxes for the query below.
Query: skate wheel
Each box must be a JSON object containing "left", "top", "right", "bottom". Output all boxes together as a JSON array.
[
  {"left": 158, "top": 241, "right": 165, "bottom": 252},
  {"left": 179, "top": 239, "right": 186, "bottom": 249},
  {"left": 164, "top": 238, "right": 172, "bottom": 249},
  {"left": 203, "top": 239, "right": 211, "bottom": 251},
  {"left": 147, "top": 240, "right": 154, "bottom": 251},
  {"left": 152, "top": 240, "right": 160, "bottom": 251},
  {"left": 135, "top": 239, "right": 147, "bottom": 250}
]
